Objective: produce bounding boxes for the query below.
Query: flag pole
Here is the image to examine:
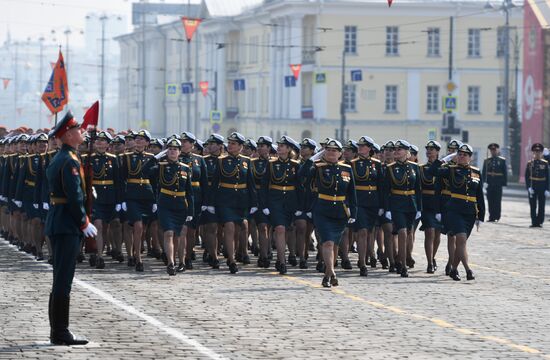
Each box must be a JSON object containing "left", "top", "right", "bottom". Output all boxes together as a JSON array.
[{"left": 55, "top": 112, "right": 58, "bottom": 126}]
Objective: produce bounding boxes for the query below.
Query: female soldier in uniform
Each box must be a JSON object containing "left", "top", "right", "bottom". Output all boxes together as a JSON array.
[
  {"left": 383, "top": 140, "right": 422, "bottom": 278},
  {"left": 145, "top": 138, "right": 194, "bottom": 275},
  {"left": 429, "top": 144, "right": 484, "bottom": 281},
  {"left": 260, "top": 136, "right": 302, "bottom": 275},
  {"left": 380, "top": 140, "right": 397, "bottom": 271},
  {"left": 305, "top": 139, "right": 357, "bottom": 287}
]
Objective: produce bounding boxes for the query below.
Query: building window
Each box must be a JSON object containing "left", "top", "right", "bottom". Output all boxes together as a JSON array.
[
  {"left": 249, "top": 35, "right": 259, "bottom": 64},
  {"left": 496, "top": 27, "right": 505, "bottom": 57},
  {"left": 344, "top": 26, "right": 357, "bottom": 54},
  {"left": 385, "top": 85, "right": 398, "bottom": 112},
  {"left": 248, "top": 88, "right": 257, "bottom": 113},
  {"left": 427, "top": 28, "right": 440, "bottom": 57},
  {"left": 468, "top": 86, "right": 480, "bottom": 113},
  {"left": 427, "top": 86, "right": 439, "bottom": 113},
  {"left": 344, "top": 84, "right": 356, "bottom": 112},
  {"left": 496, "top": 86, "right": 505, "bottom": 113},
  {"left": 386, "top": 26, "right": 399, "bottom": 56},
  {"left": 468, "top": 29, "right": 481, "bottom": 57}
]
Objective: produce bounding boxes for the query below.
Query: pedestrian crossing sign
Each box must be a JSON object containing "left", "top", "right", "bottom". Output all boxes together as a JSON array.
[
  {"left": 443, "top": 96, "right": 457, "bottom": 111},
  {"left": 315, "top": 73, "right": 326, "bottom": 84}
]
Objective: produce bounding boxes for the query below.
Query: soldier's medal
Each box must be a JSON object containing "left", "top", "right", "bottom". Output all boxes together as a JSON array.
[
  {"left": 72, "top": 167, "right": 79, "bottom": 176},
  {"left": 243, "top": 162, "right": 248, "bottom": 169}
]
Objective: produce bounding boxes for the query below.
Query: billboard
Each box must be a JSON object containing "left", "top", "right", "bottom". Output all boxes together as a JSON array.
[{"left": 520, "top": 0, "right": 546, "bottom": 181}]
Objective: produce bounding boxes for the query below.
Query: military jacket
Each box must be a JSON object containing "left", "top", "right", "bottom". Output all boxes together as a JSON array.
[
  {"left": 525, "top": 159, "right": 549, "bottom": 191},
  {"left": 429, "top": 160, "right": 485, "bottom": 220},
  {"left": 144, "top": 159, "right": 194, "bottom": 212},
  {"left": 15, "top": 153, "right": 41, "bottom": 203},
  {"left": 419, "top": 161, "right": 441, "bottom": 212},
  {"left": 259, "top": 157, "right": 302, "bottom": 212},
  {"left": 482, "top": 156, "right": 507, "bottom": 187},
  {"left": 34, "top": 150, "right": 58, "bottom": 206},
  {"left": 305, "top": 160, "right": 357, "bottom": 220},
  {"left": 383, "top": 160, "right": 422, "bottom": 213},
  {"left": 208, "top": 154, "right": 257, "bottom": 209},
  {"left": 350, "top": 156, "right": 383, "bottom": 209},
  {"left": 83, "top": 152, "right": 121, "bottom": 205},
  {"left": 2, "top": 154, "right": 19, "bottom": 201},
  {"left": 44, "top": 144, "right": 89, "bottom": 236},
  {"left": 119, "top": 150, "right": 155, "bottom": 201},
  {"left": 251, "top": 157, "right": 270, "bottom": 191},
  {"left": 179, "top": 152, "right": 208, "bottom": 208}
]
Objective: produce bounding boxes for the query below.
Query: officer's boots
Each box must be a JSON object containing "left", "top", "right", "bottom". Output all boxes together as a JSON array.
[{"left": 50, "top": 295, "right": 89, "bottom": 346}]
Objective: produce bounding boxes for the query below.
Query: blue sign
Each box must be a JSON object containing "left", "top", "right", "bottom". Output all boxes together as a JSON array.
[
  {"left": 212, "top": 123, "right": 220, "bottom": 132},
  {"left": 284, "top": 76, "right": 296, "bottom": 88},
  {"left": 181, "top": 82, "right": 194, "bottom": 94},
  {"left": 351, "top": 69, "right": 362, "bottom": 82},
  {"left": 234, "top": 79, "right": 246, "bottom": 91},
  {"left": 443, "top": 96, "right": 457, "bottom": 111},
  {"left": 315, "top": 73, "right": 326, "bottom": 84}
]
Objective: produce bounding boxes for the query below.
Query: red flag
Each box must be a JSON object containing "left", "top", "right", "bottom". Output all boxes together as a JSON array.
[
  {"left": 50, "top": 62, "right": 55, "bottom": 69},
  {"left": 388, "top": 0, "right": 393, "bottom": 7},
  {"left": 82, "top": 101, "right": 99, "bottom": 130},
  {"left": 181, "top": 17, "right": 202, "bottom": 42},
  {"left": 199, "top": 81, "right": 209, "bottom": 97},
  {"left": 290, "top": 64, "right": 302, "bottom": 80},
  {"left": 2, "top": 78, "right": 10, "bottom": 89},
  {"left": 41, "top": 51, "right": 69, "bottom": 114}
]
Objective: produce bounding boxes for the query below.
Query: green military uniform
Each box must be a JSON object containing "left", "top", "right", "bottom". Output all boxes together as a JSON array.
[
  {"left": 482, "top": 143, "right": 507, "bottom": 222},
  {"left": 525, "top": 143, "right": 550, "bottom": 227}
]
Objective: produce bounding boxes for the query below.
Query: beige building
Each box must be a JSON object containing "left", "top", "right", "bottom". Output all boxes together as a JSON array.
[{"left": 117, "top": 0, "right": 523, "bottom": 166}]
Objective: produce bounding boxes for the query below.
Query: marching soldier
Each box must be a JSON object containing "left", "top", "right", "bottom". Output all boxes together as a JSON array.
[
  {"left": 304, "top": 139, "right": 357, "bottom": 287},
  {"left": 525, "top": 143, "right": 550, "bottom": 228},
  {"left": 351, "top": 136, "right": 384, "bottom": 277},
  {"left": 482, "top": 143, "right": 507, "bottom": 222},
  {"left": 339, "top": 140, "right": 358, "bottom": 270},
  {"left": 380, "top": 140, "right": 397, "bottom": 272},
  {"left": 442, "top": 139, "right": 462, "bottom": 276},
  {"left": 428, "top": 144, "right": 485, "bottom": 281},
  {"left": 383, "top": 140, "right": 422, "bottom": 278},
  {"left": 45, "top": 111, "right": 97, "bottom": 345},
  {"left": 207, "top": 132, "right": 257, "bottom": 274}
]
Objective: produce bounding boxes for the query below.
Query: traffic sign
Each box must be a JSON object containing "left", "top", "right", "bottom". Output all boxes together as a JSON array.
[
  {"left": 210, "top": 110, "right": 222, "bottom": 124},
  {"left": 234, "top": 79, "right": 246, "bottom": 91},
  {"left": 212, "top": 123, "right": 220, "bottom": 132},
  {"left": 443, "top": 96, "right": 457, "bottom": 112},
  {"left": 351, "top": 70, "right": 362, "bottom": 82},
  {"left": 165, "top": 84, "right": 178, "bottom": 96},
  {"left": 181, "top": 82, "right": 194, "bottom": 94},
  {"left": 284, "top": 76, "right": 296, "bottom": 87},
  {"left": 315, "top": 73, "right": 326, "bottom": 84}
]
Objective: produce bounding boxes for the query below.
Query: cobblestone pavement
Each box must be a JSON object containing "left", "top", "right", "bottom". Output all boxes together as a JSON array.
[{"left": 1, "top": 197, "right": 549, "bottom": 359}]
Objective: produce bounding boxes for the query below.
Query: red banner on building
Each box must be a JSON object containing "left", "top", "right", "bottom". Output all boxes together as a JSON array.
[
  {"left": 2, "top": 78, "right": 10, "bottom": 89},
  {"left": 41, "top": 51, "right": 69, "bottom": 114},
  {"left": 289, "top": 64, "right": 302, "bottom": 80},
  {"left": 199, "top": 81, "right": 209, "bottom": 97},
  {"left": 181, "top": 17, "right": 202, "bottom": 42},
  {"left": 520, "top": 0, "right": 546, "bottom": 181}
]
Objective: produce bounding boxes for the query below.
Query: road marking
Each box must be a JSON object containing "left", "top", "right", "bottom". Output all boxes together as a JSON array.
[
  {"left": 277, "top": 273, "right": 545, "bottom": 357},
  {"left": 1, "top": 240, "right": 228, "bottom": 360}
]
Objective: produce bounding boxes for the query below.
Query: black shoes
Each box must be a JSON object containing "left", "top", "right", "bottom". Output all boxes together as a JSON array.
[
  {"left": 341, "top": 259, "right": 352, "bottom": 270},
  {"left": 135, "top": 262, "right": 144, "bottom": 272},
  {"left": 95, "top": 257, "right": 105, "bottom": 269},
  {"left": 401, "top": 268, "right": 409, "bottom": 278},
  {"left": 167, "top": 264, "right": 176, "bottom": 276},
  {"left": 50, "top": 295, "right": 89, "bottom": 346},
  {"left": 445, "top": 263, "right": 451, "bottom": 276},
  {"left": 389, "top": 264, "right": 396, "bottom": 273},
  {"left": 185, "top": 258, "right": 193, "bottom": 270},
  {"left": 177, "top": 262, "right": 185, "bottom": 272},
  {"left": 229, "top": 262, "right": 239, "bottom": 274},
  {"left": 299, "top": 258, "right": 308, "bottom": 269},
  {"left": 76, "top": 253, "right": 85, "bottom": 263},
  {"left": 432, "top": 258, "right": 438, "bottom": 271},
  {"left": 322, "top": 276, "right": 331, "bottom": 288},
  {"left": 288, "top": 255, "right": 298, "bottom": 267},
  {"left": 359, "top": 266, "right": 368, "bottom": 277},
  {"left": 395, "top": 262, "right": 403, "bottom": 274},
  {"left": 316, "top": 261, "right": 325, "bottom": 273},
  {"left": 427, "top": 264, "right": 434, "bottom": 274},
  {"left": 279, "top": 262, "right": 287, "bottom": 275},
  {"left": 406, "top": 257, "right": 415, "bottom": 268},
  {"left": 450, "top": 269, "right": 461, "bottom": 281},
  {"left": 127, "top": 257, "right": 136, "bottom": 267},
  {"left": 370, "top": 256, "right": 377, "bottom": 268},
  {"left": 466, "top": 270, "right": 475, "bottom": 281},
  {"left": 242, "top": 255, "right": 251, "bottom": 265},
  {"left": 330, "top": 275, "right": 338, "bottom": 287},
  {"left": 89, "top": 254, "right": 97, "bottom": 268},
  {"left": 210, "top": 258, "right": 220, "bottom": 269}
]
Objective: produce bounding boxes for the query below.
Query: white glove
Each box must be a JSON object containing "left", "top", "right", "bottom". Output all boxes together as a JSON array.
[
  {"left": 201, "top": 205, "right": 207, "bottom": 212},
  {"left": 14, "top": 200, "right": 22, "bottom": 208},
  {"left": 295, "top": 211, "right": 303, "bottom": 216},
  {"left": 250, "top": 207, "right": 258, "bottom": 215},
  {"left": 311, "top": 149, "right": 326, "bottom": 162},
  {"left": 186, "top": 216, "right": 193, "bottom": 222},
  {"left": 385, "top": 211, "right": 392, "bottom": 220},
  {"left": 528, "top": 188, "right": 535, "bottom": 195},
  {"left": 545, "top": 191, "right": 550, "bottom": 197},
  {"left": 348, "top": 218, "right": 356, "bottom": 224},
  {"left": 306, "top": 212, "right": 312, "bottom": 219},
  {"left": 43, "top": 202, "right": 49, "bottom": 210},
  {"left": 152, "top": 204, "right": 158, "bottom": 213},
  {"left": 33, "top": 203, "right": 39, "bottom": 209},
  {"left": 442, "top": 152, "right": 457, "bottom": 163},
  {"left": 121, "top": 202, "right": 127, "bottom": 211},
  {"left": 82, "top": 223, "right": 98, "bottom": 237},
  {"left": 483, "top": 183, "right": 488, "bottom": 190},
  {"left": 415, "top": 211, "right": 422, "bottom": 220},
  {"left": 435, "top": 213, "right": 442, "bottom": 222},
  {"left": 115, "top": 204, "right": 121, "bottom": 212},
  {"left": 207, "top": 206, "right": 215, "bottom": 214},
  {"left": 154, "top": 149, "right": 168, "bottom": 160},
  {"left": 543, "top": 148, "right": 550, "bottom": 156},
  {"left": 262, "top": 208, "right": 270, "bottom": 216},
  {"left": 0, "top": 196, "right": 6, "bottom": 202},
  {"left": 378, "top": 208, "right": 385, "bottom": 216},
  {"left": 92, "top": 186, "right": 97, "bottom": 199}
]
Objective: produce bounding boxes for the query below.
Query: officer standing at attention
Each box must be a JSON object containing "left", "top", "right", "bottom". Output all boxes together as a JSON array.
[
  {"left": 525, "top": 143, "right": 550, "bottom": 228},
  {"left": 482, "top": 143, "right": 507, "bottom": 222},
  {"left": 45, "top": 111, "right": 98, "bottom": 345}
]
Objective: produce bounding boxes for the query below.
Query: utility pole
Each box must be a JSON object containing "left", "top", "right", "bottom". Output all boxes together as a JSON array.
[
  {"left": 38, "top": 36, "right": 45, "bottom": 128},
  {"left": 13, "top": 41, "right": 19, "bottom": 122},
  {"left": 339, "top": 49, "right": 346, "bottom": 143},
  {"left": 64, "top": 29, "right": 71, "bottom": 87},
  {"left": 141, "top": 10, "right": 147, "bottom": 128},
  {"left": 100, "top": 15, "right": 107, "bottom": 129}
]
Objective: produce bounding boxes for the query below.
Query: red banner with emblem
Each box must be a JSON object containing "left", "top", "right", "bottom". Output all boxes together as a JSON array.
[
  {"left": 41, "top": 51, "right": 69, "bottom": 114},
  {"left": 289, "top": 64, "right": 302, "bottom": 80},
  {"left": 181, "top": 17, "right": 202, "bottom": 42},
  {"left": 199, "top": 81, "right": 209, "bottom": 97},
  {"left": 2, "top": 78, "right": 10, "bottom": 89}
]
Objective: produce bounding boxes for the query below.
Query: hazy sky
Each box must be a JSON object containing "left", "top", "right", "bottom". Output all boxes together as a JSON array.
[{"left": 0, "top": 0, "right": 133, "bottom": 45}]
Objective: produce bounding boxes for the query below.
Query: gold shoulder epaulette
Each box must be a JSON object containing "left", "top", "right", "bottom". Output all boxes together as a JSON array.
[
  {"left": 159, "top": 161, "right": 168, "bottom": 165},
  {"left": 239, "top": 154, "right": 251, "bottom": 160},
  {"left": 106, "top": 152, "right": 117, "bottom": 158},
  {"left": 470, "top": 166, "right": 480, "bottom": 171},
  {"left": 541, "top": 159, "right": 548, "bottom": 164},
  {"left": 315, "top": 161, "right": 328, "bottom": 168},
  {"left": 338, "top": 161, "right": 351, "bottom": 168},
  {"left": 290, "top": 159, "right": 300, "bottom": 165},
  {"left": 407, "top": 160, "right": 418, "bottom": 165},
  {"left": 387, "top": 162, "right": 396, "bottom": 167},
  {"left": 498, "top": 156, "right": 506, "bottom": 160}
]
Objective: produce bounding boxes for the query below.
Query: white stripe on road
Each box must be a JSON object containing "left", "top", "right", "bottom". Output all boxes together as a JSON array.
[{"left": 1, "top": 240, "right": 228, "bottom": 360}]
